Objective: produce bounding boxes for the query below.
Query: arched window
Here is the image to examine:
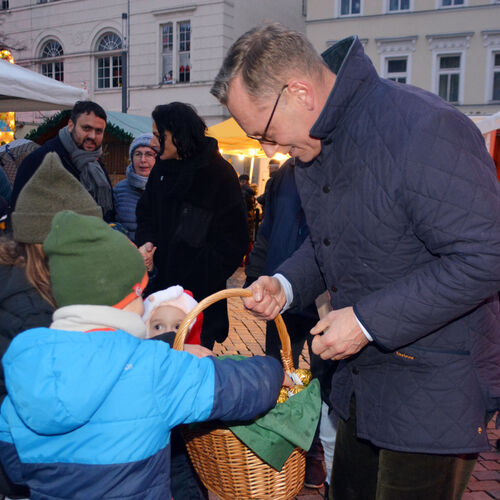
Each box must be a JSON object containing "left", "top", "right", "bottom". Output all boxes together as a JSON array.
[
  {"left": 96, "top": 32, "right": 122, "bottom": 89},
  {"left": 40, "top": 39, "right": 64, "bottom": 81}
]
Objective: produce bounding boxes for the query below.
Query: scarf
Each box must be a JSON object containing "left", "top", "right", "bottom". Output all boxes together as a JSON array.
[
  {"left": 59, "top": 126, "right": 114, "bottom": 215},
  {"left": 126, "top": 163, "right": 148, "bottom": 190},
  {"left": 51, "top": 304, "right": 147, "bottom": 339}
]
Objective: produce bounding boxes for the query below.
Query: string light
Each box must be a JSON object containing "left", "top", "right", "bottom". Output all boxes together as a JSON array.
[{"left": 0, "top": 50, "right": 15, "bottom": 145}]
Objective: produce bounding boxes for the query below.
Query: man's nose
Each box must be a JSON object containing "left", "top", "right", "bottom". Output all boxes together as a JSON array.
[
  {"left": 262, "top": 143, "right": 286, "bottom": 158},
  {"left": 87, "top": 129, "right": 96, "bottom": 139}
]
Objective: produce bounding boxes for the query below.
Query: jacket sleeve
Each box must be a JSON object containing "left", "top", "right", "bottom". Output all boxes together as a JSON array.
[
  {"left": 355, "top": 111, "right": 500, "bottom": 350},
  {"left": 244, "top": 228, "right": 269, "bottom": 284},
  {"left": 277, "top": 234, "right": 327, "bottom": 312},
  {"left": 154, "top": 343, "right": 282, "bottom": 427}
]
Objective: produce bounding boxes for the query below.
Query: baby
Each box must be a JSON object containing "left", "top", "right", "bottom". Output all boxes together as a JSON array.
[{"left": 143, "top": 285, "right": 203, "bottom": 344}]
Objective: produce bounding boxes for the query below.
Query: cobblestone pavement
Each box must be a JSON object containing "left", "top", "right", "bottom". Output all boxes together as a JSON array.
[{"left": 206, "top": 268, "right": 500, "bottom": 499}]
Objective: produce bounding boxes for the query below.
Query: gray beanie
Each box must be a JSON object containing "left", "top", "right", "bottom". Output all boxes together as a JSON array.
[
  {"left": 129, "top": 133, "right": 154, "bottom": 160},
  {"left": 12, "top": 152, "right": 103, "bottom": 243}
]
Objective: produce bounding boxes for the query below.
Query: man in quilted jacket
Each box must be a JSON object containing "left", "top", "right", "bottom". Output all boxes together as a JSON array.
[{"left": 211, "top": 23, "right": 500, "bottom": 500}]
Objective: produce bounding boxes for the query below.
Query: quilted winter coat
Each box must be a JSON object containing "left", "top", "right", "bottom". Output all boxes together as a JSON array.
[{"left": 279, "top": 36, "right": 500, "bottom": 454}]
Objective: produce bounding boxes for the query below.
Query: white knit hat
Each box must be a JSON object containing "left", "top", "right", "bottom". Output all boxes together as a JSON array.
[{"left": 142, "top": 286, "right": 202, "bottom": 341}]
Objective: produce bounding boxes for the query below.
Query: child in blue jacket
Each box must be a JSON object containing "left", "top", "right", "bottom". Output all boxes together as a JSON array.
[{"left": 0, "top": 210, "right": 285, "bottom": 500}]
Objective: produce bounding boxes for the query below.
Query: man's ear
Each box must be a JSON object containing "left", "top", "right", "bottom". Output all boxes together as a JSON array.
[
  {"left": 286, "top": 79, "right": 315, "bottom": 111},
  {"left": 67, "top": 119, "right": 75, "bottom": 133}
]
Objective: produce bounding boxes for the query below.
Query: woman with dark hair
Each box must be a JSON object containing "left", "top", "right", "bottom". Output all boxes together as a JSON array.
[{"left": 136, "top": 102, "right": 248, "bottom": 349}]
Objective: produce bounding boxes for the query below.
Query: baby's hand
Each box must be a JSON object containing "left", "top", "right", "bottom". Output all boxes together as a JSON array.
[{"left": 184, "top": 344, "right": 213, "bottom": 358}]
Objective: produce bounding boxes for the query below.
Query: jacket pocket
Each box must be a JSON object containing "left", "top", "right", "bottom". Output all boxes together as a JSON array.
[{"left": 174, "top": 202, "right": 213, "bottom": 248}]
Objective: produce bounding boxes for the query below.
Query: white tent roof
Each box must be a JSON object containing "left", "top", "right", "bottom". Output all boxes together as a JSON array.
[{"left": 0, "top": 59, "right": 88, "bottom": 112}]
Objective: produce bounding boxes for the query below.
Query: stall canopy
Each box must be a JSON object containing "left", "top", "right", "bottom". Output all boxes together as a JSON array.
[
  {"left": 207, "top": 117, "right": 264, "bottom": 157},
  {"left": 106, "top": 111, "right": 153, "bottom": 137},
  {"left": 0, "top": 59, "right": 88, "bottom": 112}
]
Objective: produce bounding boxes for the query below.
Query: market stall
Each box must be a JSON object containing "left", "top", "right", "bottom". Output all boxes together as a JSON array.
[{"left": 0, "top": 59, "right": 88, "bottom": 113}]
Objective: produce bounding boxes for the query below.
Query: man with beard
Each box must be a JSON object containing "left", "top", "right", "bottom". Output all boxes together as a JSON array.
[{"left": 11, "top": 101, "right": 115, "bottom": 221}]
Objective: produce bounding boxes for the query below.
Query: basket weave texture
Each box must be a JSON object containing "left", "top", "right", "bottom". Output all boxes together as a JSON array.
[{"left": 173, "top": 288, "right": 306, "bottom": 500}]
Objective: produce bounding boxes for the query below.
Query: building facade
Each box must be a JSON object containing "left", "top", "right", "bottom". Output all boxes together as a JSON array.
[
  {"left": 0, "top": 0, "right": 306, "bottom": 124},
  {"left": 306, "top": 0, "right": 500, "bottom": 116}
]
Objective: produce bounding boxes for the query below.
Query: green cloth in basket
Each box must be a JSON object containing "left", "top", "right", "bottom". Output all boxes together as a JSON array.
[{"left": 218, "top": 355, "right": 322, "bottom": 471}]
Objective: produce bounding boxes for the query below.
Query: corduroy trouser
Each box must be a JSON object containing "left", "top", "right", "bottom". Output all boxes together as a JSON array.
[{"left": 330, "top": 399, "right": 477, "bottom": 500}]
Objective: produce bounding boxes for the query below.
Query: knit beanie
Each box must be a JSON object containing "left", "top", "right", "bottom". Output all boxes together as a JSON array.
[
  {"left": 143, "top": 285, "right": 203, "bottom": 344},
  {"left": 44, "top": 210, "right": 148, "bottom": 308},
  {"left": 129, "top": 133, "right": 154, "bottom": 160},
  {"left": 12, "top": 152, "right": 103, "bottom": 243}
]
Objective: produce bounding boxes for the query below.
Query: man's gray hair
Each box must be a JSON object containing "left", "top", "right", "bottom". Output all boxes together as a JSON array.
[{"left": 210, "top": 23, "right": 326, "bottom": 104}]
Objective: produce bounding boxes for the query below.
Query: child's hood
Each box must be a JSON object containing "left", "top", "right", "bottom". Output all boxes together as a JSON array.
[{"left": 3, "top": 327, "right": 141, "bottom": 435}]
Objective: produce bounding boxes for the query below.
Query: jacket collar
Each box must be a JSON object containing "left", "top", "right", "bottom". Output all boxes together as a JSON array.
[
  {"left": 51, "top": 304, "right": 147, "bottom": 339},
  {"left": 309, "top": 36, "right": 380, "bottom": 140}
]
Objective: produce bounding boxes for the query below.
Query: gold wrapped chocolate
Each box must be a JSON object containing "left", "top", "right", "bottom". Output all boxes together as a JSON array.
[
  {"left": 288, "top": 384, "right": 306, "bottom": 396},
  {"left": 294, "top": 368, "right": 312, "bottom": 386},
  {"left": 277, "top": 387, "right": 289, "bottom": 404}
]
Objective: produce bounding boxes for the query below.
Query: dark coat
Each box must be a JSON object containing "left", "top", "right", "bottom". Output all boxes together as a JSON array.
[
  {"left": 0, "top": 264, "right": 52, "bottom": 499},
  {"left": 279, "top": 36, "right": 500, "bottom": 454},
  {"left": 136, "top": 137, "right": 248, "bottom": 346},
  {"left": 11, "top": 136, "right": 115, "bottom": 222},
  {"left": 0, "top": 265, "right": 53, "bottom": 402}
]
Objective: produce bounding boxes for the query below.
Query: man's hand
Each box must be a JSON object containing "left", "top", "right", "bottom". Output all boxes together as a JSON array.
[
  {"left": 242, "top": 276, "right": 286, "bottom": 320},
  {"left": 138, "top": 241, "right": 157, "bottom": 272},
  {"left": 282, "top": 373, "right": 294, "bottom": 388},
  {"left": 310, "top": 306, "right": 369, "bottom": 360}
]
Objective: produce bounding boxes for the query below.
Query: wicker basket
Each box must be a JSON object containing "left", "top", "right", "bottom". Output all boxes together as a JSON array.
[{"left": 173, "top": 288, "right": 306, "bottom": 500}]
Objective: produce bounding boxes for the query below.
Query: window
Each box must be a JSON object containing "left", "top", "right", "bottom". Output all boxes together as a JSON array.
[
  {"left": 493, "top": 52, "right": 500, "bottom": 101},
  {"left": 377, "top": 36, "right": 415, "bottom": 84},
  {"left": 386, "top": 57, "right": 408, "bottom": 83},
  {"left": 1, "top": 1, "right": 9, "bottom": 10},
  {"left": 389, "top": 0, "right": 410, "bottom": 10},
  {"left": 161, "top": 21, "right": 191, "bottom": 84},
  {"left": 340, "top": 0, "right": 360, "bottom": 16},
  {"left": 438, "top": 54, "right": 461, "bottom": 102},
  {"left": 440, "top": 0, "right": 464, "bottom": 6},
  {"left": 40, "top": 40, "right": 63, "bottom": 81},
  {"left": 96, "top": 32, "right": 122, "bottom": 89}
]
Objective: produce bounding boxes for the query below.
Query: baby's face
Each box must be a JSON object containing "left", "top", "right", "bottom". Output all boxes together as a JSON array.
[{"left": 147, "top": 305, "right": 186, "bottom": 338}]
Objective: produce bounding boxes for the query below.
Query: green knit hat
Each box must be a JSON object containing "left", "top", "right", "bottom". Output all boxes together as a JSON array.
[
  {"left": 12, "top": 152, "right": 103, "bottom": 243},
  {"left": 43, "top": 210, "right": 147, "bottom": 308}
]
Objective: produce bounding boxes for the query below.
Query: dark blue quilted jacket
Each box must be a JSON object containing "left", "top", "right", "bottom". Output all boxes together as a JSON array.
[{"left": 279, "top": 36, "right": 500, "bottom": 454}]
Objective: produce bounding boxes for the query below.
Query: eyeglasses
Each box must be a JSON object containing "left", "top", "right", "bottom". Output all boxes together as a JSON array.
[
  {"left": 246, "top": 84, "right": 288, "bottom": 146},
  {"left": 133, "top": 151, "right": 156, "bottom": 160}
]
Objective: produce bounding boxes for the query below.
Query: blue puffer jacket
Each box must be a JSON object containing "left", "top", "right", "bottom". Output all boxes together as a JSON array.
[
  {"left": 114, "top": 164, "right": 148, "bottom": 242},
  {"left": 0, "top": 328, "right": 282, "bottom": 499},
  {"left": 279, "top": 36, "right": 500, "bottom": 454}
]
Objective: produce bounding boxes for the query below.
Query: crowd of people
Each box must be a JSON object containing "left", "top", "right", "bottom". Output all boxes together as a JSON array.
[{"left": 0, "top": 21, "right": 498, "bottom": 500}]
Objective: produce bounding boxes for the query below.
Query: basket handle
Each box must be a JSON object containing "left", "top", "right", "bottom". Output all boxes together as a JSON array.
[{"left": 173, "top": 288, "right": 295, "bottom": 373}]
